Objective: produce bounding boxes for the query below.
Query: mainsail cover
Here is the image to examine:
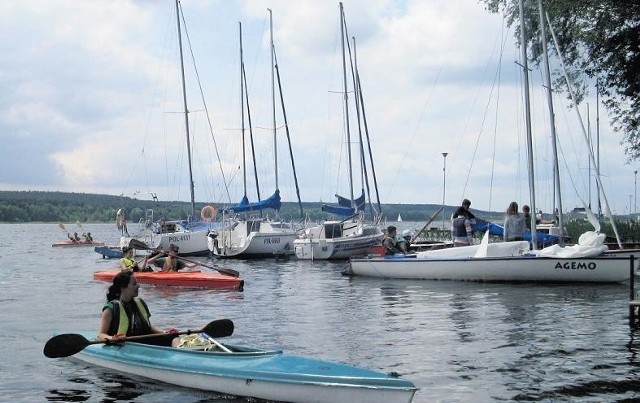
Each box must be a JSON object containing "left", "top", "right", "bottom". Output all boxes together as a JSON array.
[
  {"left": 224, "top": 190, "right": 281, "bottom": 214},
  {"left": 322, "top": 191, "right": 365, "bottom": 217},
  {"left": 474, "top": 218, "right": 559, "bottom": 246}
]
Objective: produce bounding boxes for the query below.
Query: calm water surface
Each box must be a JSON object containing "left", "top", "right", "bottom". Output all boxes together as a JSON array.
[{"left": 2, "top": 223, "right": 640, "bottom": 402}]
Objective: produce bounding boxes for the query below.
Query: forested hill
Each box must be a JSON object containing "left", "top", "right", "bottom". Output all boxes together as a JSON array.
[{"left": 0, "top": 190, "right": 496, "bottom": 224}]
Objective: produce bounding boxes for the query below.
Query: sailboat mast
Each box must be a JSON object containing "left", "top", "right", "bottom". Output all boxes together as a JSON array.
[
  {"left": 339, "top": 2, "right": 355, "bottom": 205},
  {"left": 538, "top": 0, "right": 564, "bottom": 246},
  {"left": 239, "top": 22, "right": 247, "bottom": 198},
  {"left": 596, "top": 83, "right": 602, "bottom": 217},
  {"left": 518, "top": 0, "right": 538, "bottom": 248},
  {"left": 545, "top": 12, "right": 622, "bottom": 247},
  {"left": 175, "top": 0, "right": 196, "bottom": 218},
  {"left": 268, "top": 9, "right": 278, "bottom": 191}
]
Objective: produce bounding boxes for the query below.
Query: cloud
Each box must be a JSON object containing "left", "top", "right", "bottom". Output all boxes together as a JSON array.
[{"left": 0, "top": 0, "right": 633, "bottom": 215}]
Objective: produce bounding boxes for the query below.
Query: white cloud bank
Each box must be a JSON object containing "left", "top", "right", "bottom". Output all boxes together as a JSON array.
[{"left": 0, "top": 0, "right": 633, "bottom": 215}]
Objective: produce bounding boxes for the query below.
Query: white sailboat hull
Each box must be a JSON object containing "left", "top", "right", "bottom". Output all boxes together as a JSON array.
[
  {"left": 212, "top": 219, "right": 297, "bottom": 258},
  {"left": 121, "top": 221, "right": 215, "bottom": 256},
  {"left": 294, "top": 233, "right": 383, "bottom": 260},
  {"left": 346, "top": 254, "right": 632, "bottom": 283},
  {"left": 294, "top": 221, "right": 383, "bottom": 260}
]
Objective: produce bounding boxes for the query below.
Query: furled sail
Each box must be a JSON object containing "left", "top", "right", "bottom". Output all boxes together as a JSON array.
[{"left": 225, "top": 190, "right": 281, "bottom": 214}]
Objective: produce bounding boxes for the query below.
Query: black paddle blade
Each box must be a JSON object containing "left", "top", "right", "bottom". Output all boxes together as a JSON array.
[
  {"left": 129, "top": 239, "right": 150, "bottom": 250},
  {"left": 44, "top": 333, "right": 90, "bottom": 358},
  {"left": 212, "top": 266, "right": 240, "bottom": 278},
  {"left": 203, "top": 319, "right": 234, "bottom": 338}
]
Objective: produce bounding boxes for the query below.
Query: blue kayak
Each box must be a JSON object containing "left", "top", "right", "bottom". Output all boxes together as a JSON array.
[{"left": 72, "top": 332, "right": 417, "bottom": 402}]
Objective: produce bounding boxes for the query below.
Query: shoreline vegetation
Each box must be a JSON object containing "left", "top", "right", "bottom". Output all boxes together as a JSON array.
[{"left": 1, "top": 190, "right": 638, "bottom": 243}]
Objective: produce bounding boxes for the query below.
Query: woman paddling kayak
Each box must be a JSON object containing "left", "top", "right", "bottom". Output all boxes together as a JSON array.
[{"left": 98, "top": 271, "right": 180, "bottom": 347}]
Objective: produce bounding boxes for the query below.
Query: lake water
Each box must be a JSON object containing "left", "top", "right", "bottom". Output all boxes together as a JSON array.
[{"left": 2, "top": 223, "right": 640, "bottom": 402}]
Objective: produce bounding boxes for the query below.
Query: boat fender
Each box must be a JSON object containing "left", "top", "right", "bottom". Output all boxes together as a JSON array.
[{"left": 201, "top": 205, "right": 217, "bottom": 222}]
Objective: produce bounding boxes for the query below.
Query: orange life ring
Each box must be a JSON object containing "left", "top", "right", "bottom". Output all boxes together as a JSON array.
[{"left": 201, "top": 205, "right": 217, "bottom": 222}]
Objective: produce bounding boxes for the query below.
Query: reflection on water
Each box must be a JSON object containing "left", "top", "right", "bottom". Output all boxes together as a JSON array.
[{"left": 3, "top": 223, "right": 640, "bottom": 402}]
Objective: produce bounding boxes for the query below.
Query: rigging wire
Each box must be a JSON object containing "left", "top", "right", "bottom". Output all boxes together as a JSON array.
[{"left": 179, "top": 5, "right": 231, "bottom": 204}]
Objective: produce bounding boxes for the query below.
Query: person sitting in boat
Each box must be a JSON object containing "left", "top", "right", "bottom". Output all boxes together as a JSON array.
[
  {"left": 98, "top": 271, "right": 180, "bottom": 347},
  {"left": 503, "top": 201, "right": 525, "bottom": 242},
  {"left": 143, "top": 244, "right": 197, "bottom": 271},
  {"left": 83, "top": 232, "right": 94, "bottom": 243},
  {"left": 451, "top": 215, "right": 473, "bottom": 247},
  {"left": 68, "top": 232, "right": 81, "bottom": 243},
  {"left": 397, "top": 229, "right": 412, "bottom": 253},
  {"left": 382, "top": 226, "right": 405, "bottom": 255},
  {"left": 120, "top": 247, "right": 142, "bottom": 272}
]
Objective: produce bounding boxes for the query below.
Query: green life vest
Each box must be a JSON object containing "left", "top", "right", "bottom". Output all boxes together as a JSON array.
[
  {"left": 112, "top": 297, "right": 151, "bottom": 335},
  {"left": 121, "top": 256, "right": 136, "bottom": 269}
]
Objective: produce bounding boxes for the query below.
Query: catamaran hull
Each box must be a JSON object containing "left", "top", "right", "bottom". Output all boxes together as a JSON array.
[
  {"left": 72, "top": 336, "right": 416, "bottom": 403},
  {"left": 346, "top": 255, "right": 632, "bottom": 283},
  {"left": 294, "top": 234, "right": 384, "bottom": 260}
]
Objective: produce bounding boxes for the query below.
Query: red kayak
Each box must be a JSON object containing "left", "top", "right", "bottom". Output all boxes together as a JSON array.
[
  {"left": 93, "top": 269, "right": 244, "bottom": 290},
  {"left": 53, "top": 240, "right": 105, "bottom": 248}
]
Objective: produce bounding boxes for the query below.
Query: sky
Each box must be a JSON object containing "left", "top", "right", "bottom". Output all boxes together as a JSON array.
[{"left": 1, "top": 0, "right": 636, "bottom": 216}]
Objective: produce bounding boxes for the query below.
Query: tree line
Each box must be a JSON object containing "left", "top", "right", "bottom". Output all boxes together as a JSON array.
[
  {"left": 2, "top": 190, "right": 637, "bottom": 242},
  {"left": 0, "top": 190, "right": 451, "bottom": 224}
]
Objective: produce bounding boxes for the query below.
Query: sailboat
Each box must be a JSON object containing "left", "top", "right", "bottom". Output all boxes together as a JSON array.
[
  {"left": 397, "top": 214, "right": 403, "bottom": 222},
  {"left": 293, "top": 3, "right": 384, "bottom": 261},
  {"left": 120, "top": 0, "right": 218, "bottom": 256},
  {"left": 212, "top": 11, "right": 302, "bottom": 259},
  {"left": 345, "top": 0, "right": 631, "bottom": 282}
]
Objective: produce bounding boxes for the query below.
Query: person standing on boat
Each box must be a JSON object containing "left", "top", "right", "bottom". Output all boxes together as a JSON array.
[
  {"left": 522, "top": 205, "right": 533, "bottom": 230},
  {"left": 382, "top": 226, "right": 405, "bottom": 255},
  {"left": 451, "top": 199, "right": 476, "bottom": 221},
  {"left": 503, "top": 202, "right": 525, "bottom": 242},
  {"left": 98, "top": 271, "right": 180, "bottom": 347},
  {"left": 522, "top": 205, "right": 540, "bottom": 231},
  {"left": 451, "top": 215, "right": 473, "bottom": 247}
]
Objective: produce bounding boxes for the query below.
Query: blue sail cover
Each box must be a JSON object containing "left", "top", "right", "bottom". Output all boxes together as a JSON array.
[
  {"left": 224, "top": 190, "right": 281, "bottom": 214},
  {"left": 474, "top": 218, "right": 559, "bottom": 246},
  {"left": 322, "top": 191, "right": 365, "bottom": 217},
  {"left": 321, "top": 204, "right": 355, "bottom": 216},
  {"left": 336, "top": 191, "right": 365, "bottom": 211}
]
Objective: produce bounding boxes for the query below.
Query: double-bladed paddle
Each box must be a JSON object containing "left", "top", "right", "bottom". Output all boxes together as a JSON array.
[
  {"left": 43, "top": 318, "right": 234, "bottom": 358},
  {"left": 128, "top": 239, "right": 240, "bottom": 278}
]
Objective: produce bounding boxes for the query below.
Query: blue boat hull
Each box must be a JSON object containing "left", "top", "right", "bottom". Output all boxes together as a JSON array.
[
  {"left": 94, "top": 246, "right": 123, "bottom": 259},
  {"left": 73, "top": 332, "right": 416, "bottom": 402}
]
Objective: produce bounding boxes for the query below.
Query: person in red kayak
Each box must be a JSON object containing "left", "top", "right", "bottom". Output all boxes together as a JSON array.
[{"left": 98, "top": 271, "right": 180, "bottom": 346}]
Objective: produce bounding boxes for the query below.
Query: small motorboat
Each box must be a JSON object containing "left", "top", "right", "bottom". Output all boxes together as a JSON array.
[
  {"left": 45, "top": 325, "right": 416, "bottom": 403},
  {"left": 93, "top": 269, "right": 244, "bottom": 291}
]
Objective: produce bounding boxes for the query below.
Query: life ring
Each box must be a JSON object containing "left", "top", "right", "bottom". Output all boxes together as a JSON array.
[
  {"left": 201, "top": 205, "right": 217, "bottom": 222},
  {"left": 116, "top": 208, "right": 125, "bottom": 230}
]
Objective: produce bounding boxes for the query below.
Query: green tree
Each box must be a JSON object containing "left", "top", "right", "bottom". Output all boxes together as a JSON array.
[{"left": 481, "top": 0, "right": 640, "bottom": 159}]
